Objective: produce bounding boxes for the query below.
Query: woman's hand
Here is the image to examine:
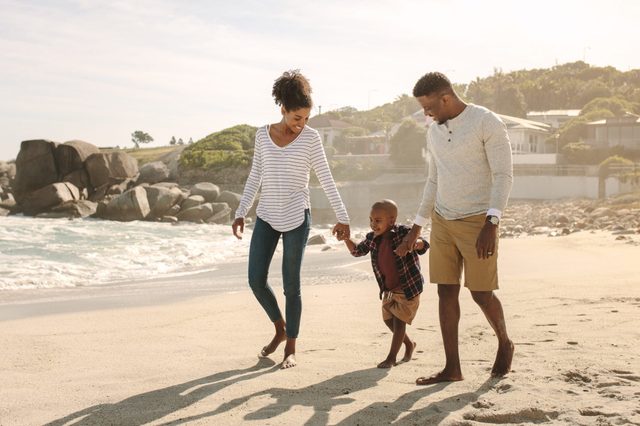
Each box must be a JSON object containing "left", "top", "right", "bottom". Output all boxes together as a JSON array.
[
  {"left": 332, "top": 223, "right": 350, "bottom": 241},
  {"left": 232, "top": 217, "right": 245, "bottom": 239}
]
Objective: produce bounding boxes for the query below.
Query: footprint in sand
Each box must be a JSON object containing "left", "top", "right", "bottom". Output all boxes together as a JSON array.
[
  {"left": 494, "top": 383, "right": 513, "bottom": 394},
  {"left": 562, "top": 370, "right": 592, "bottom": 384},
  {"left": 463, "top": 408, "right": 559, "bottom": 423},
  {"left": 471, "top": 400, "right": 494, "bottom": 409}
]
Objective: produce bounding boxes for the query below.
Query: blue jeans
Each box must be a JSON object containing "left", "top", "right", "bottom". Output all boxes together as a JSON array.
[{"left": 248, "top": 210, "right": 311, "bottom": 338}]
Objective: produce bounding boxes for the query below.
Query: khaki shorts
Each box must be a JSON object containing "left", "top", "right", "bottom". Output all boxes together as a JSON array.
[
  {"left": 381, "top": 291, "right": 420, "bottom": 325},
  {"left": 429, "top": 212, "right": 499, "bottom": 291}
]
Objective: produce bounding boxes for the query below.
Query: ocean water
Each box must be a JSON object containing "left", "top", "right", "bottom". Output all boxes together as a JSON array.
[{"left": 0, "top": 216, "right": 253, "bottom": 290}]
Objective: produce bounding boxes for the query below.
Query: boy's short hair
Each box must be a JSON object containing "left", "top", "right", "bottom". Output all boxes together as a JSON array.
[
  {"left": 413, "top": 72, "right": 453, "bottom": 97},
  {"left": 371, "top": 199, "right": 398, "bottom": 218}
]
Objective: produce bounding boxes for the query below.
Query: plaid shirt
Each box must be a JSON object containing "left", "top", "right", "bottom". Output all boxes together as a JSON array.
[{"left": 350, "top": 224, "right": 429, "bottom": 300}]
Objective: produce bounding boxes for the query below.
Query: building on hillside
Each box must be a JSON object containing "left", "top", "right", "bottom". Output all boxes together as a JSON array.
[
  {"left": 526, "top": 109, "right": 581, "bottom": 129},
  {"left": 498, "top": 114, "right": 561, "bottom": 164},
  {"left": 585, "top": 113, "right": 640, "bottom": 152},
  {"left": 307, "top": 116, "right": 351, "bottom": 149}
]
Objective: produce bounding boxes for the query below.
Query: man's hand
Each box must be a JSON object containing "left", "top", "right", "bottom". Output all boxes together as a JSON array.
[
  {"left": 332, "top": 223, "right": 350, "bottom": 241},
  {"left": 232, "top": 217, "right": 244, "bottom": 240},
  {"left": 475, "top": 222, "right": 497, "bottom": 259},
  {"left": 395, "top": 224, "right": 422, "bottom": 256}
]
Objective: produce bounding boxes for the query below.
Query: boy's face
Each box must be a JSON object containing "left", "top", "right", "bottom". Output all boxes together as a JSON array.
[{"left": 369, "top": 208, "right": 395, "bottom": 237}]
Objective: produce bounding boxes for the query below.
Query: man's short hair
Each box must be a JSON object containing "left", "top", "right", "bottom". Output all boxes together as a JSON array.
[
  {"left": 371, "top": 199, "right": 398, "bottom": 218},
  {"left": 413, "top": 72, "right": 452, "bottom": 97}
]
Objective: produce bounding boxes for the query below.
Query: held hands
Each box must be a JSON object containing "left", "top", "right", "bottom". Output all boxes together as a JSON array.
[
  {"left": 395, "top": 225, "right": 422, "bottom": 256},
  {"left": 332, "top": 223, "right": 350, "bottom": 241},
  {"left": 232, "top": 217, "right": 244, "bottom": 240}
]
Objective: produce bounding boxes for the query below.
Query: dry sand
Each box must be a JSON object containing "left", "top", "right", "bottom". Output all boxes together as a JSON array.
[{"left": 1, "top": 231, "right": 639, "bottom": 425}]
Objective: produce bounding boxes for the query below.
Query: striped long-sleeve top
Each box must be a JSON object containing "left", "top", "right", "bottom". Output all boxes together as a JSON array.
[{"left": 234, "top": 125, "right": 349, "bottom": 232}]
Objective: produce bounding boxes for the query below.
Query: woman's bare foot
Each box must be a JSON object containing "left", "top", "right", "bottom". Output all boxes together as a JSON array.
[
  {"left": 416, "top": 369, "right": 464, "bottom": 385},
  {"left": 491, "top": 339, "right": 514, "bottom": 377},
  {"left": 281, "top": 354, "right": 297, "bottom": 369},
  {"left": 259, "top": 322, "right": 286, "bottom": 358},
  {"left": 377, "top": 358, "right": 396, "bottom": 369},
  {"left": 401, "top": 341, "right": 417, "bottom": 363}
]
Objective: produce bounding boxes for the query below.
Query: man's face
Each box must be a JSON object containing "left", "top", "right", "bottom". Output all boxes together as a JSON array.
[
  {"left": 417, "top": 93, "right": 448, "bottom": 124},
  {"left": 369, "top": 208, "right": 395, "bottom": 236}
]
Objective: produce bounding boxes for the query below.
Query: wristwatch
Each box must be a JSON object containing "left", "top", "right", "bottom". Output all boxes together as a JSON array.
[{"left": 486, "top": 215, "right": 500, "bottom": 226}]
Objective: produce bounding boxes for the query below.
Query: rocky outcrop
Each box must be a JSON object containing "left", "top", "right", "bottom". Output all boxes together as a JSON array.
[
  {"left": 13, "top": 140, "right": 59, "bottom": 202},
  {"left": 137, "top": 161, "right": 170, "bottom": 185},
  {"left": 20, "top": 182, "right": 80, "bottom": 216},
  {"left": 189, "top": 182, "right": 220, "bottom": 202},
  {"left": 103, "top": 186, "right": 150, "bottom": 222},
  {"left": 55, "top": 140, "right": 99, "bottom": 180},
  {"left": 145, "top": 186, "right": 184, "bottom": 219},
  {"left": 85, "top": 152, "right": 139, "bottom": 189}
]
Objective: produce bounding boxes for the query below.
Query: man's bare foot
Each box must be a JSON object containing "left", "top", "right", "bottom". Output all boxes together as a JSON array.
[
  {"left": 281, "top": 354, "right": 297, "bottom": 369},
  {"left": 401, "top": 341, "right": 417, "bottom": 363},
  {"left": 377, "top": 359, "right": 396, "bottom": 369},
  {"left": 491, "top": 339, "right": 514, "bottom": 377},
  {"left": 416, "top": 369, "right": 464, "bottom": 385},
  {"left": 259, "top": 329, "right": 286, "bottom": 358}
]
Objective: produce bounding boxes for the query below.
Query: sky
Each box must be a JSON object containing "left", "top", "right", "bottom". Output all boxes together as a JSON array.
[{"left": 1, "top": 0, "right": 639, "bottom": 160}]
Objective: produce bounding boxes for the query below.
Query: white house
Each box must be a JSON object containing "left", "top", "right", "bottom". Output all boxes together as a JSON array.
[
  {"left": 307, "top": 116, "right": 351, "bottom": 149},
  {"left": 526, "top": 109, "right": 581, "bottom": 129}
]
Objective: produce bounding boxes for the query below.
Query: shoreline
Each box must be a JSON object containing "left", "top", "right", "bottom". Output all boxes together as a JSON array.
[{"left": 0, "top": 230, "right": 639, "bottom": 425}]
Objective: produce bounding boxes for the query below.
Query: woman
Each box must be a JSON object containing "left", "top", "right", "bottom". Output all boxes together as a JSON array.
[{"left": 232, "top": 70, "right": 350, "bottom": 369}]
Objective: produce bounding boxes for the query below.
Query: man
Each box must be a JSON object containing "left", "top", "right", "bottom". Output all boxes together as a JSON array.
[{"left": 396, "top": 72, "right": 514, "bottom": 385}]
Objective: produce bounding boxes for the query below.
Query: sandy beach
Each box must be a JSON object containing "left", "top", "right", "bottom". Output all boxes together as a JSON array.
[{"left": 1, "top": 230, "right": 639, "bottom": 425}]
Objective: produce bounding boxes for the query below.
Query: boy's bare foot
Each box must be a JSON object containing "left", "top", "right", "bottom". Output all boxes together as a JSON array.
[
  {"left": 259, "top": 329, "right": 286, "bottom": 358},
  {"left": 281, "top": 354, "right": 297, "bottom": 369},
  {"left": 416, "top": 369, "right": 464, "bottom": 385},
  {"left": 491, "top": 339, "right": 514, "bottom": 377},
  {"left": 377, "top": 359, "right": 396, "bottom": 369},
  {"left": 401, "top": 341, "right": 417, "bottom": 363}
]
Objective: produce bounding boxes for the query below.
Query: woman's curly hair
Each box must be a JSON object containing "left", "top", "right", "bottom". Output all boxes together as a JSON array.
[{"left": 272, "top": 70, "right": 313, "bottom": 111}]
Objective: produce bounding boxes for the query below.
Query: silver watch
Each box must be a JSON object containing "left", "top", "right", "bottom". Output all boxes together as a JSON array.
[{"left": 486, "top": 215, "right": 499, "bottom": 226}]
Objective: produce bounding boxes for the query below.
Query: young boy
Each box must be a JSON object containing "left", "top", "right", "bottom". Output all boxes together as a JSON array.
[{"left": 341, "top": 199, "right": 429, "bottom": 368}]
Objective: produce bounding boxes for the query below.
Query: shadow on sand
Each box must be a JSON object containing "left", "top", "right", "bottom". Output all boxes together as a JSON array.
[
  {"left": 46, "top": 361, "right": 501, "bottom": 425},
  {"left": 44, "top": 358, "right": 278, "bottom": 426}
]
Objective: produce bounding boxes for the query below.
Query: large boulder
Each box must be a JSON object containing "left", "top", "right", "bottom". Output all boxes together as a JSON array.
[
  {"left": 177, "top": 203, "right": 214, "bottom": 223},
  {"left": 55, "top": 140, "right": 99, "bottom": 179},
  {"left": 0, "top": 193, "right": 16, "bottom": 209},
  {"left": 189, "top": 182, "right": 220, "bottom": 202},
  {"left": 36, "top": 200, "right": 98, "bottom": 219},
  {"left": 61, "top": 169, "right": 92, "bottom": 192},
  {"left": 137, "top": 161, "right": 170, "bottom": 185},
  {"left": 145, "top": 186, "right": 183, "bottom": 219},
  {"left": 205, "top": 204, "right": 232, "bottom": 224},
  {"left": 85, "top": 152, "right": 138, "bottom": 190},
  {"left": 13, "top": 139, "right": 59, "bottom": 202},
  {"left": 181, "top": 195, "right": 205, "bottom": 210},
  {"left": 217, "top": 190, "right": 241, "bottom": 212},
  {"left": 20, "top": 182, "right": 80, "bottom": 216},
  {"left": 104, "top": 186, "right": 150, "bottom": 221}
]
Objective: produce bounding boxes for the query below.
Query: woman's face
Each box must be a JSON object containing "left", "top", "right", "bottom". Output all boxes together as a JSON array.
[{"left": 282, "top": 107, "right": 311, "bottom": 134}]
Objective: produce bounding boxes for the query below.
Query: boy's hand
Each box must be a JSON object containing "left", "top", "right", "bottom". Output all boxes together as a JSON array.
[
  {"left": 332, "top": 223, "right": 350, "bottom": 241},
  {"left": 232, "top": 217, "right": 244, "bottom": 239}
]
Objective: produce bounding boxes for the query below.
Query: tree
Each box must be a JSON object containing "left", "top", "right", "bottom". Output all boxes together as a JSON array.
[
  {"left": 389, "top": 119, "right": 426, "bottom": 166},
  {"left": 598, "top": 155, "right": 633, "bottom": 198},
  {"left": 188, "top": 137, "right": 193, "bottom": 144},
  {"left": 170, "top": 136, "right": 177, "bottom": 145},
  {"left": 131, "top": 131, "right": 153, "bottom": 148},
  {"left": 178, "top": 138, "right": 184, "bottom": 145}
]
